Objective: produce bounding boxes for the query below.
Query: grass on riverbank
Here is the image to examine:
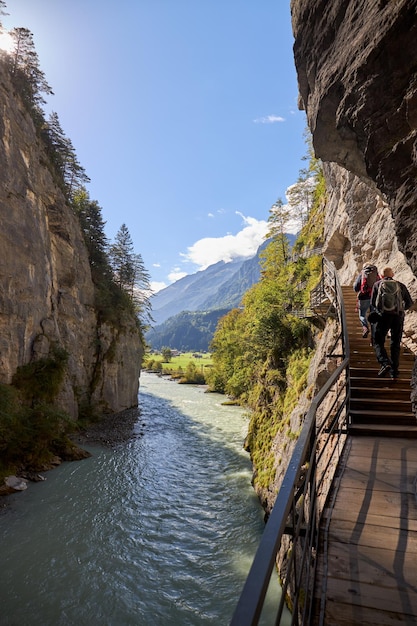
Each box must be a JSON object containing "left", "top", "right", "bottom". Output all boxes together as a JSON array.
[{"left": 143, "top": 352, "right": 213, "bottom": 383}]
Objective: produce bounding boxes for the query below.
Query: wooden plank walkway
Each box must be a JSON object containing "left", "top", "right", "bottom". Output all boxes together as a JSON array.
[
  {"left": 314, "top": 285, "right": 417, "bottom": 624},
  {"left": 315, "top": 436, "right": 417, "bottom": 625}
]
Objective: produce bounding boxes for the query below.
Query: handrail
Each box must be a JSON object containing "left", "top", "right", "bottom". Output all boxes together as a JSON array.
[
  {"left": 230, "top": 259, "right": 350, "bottom": 625},
  {"left": 289, "top": 246, "right": 323, "bottom": 263}
]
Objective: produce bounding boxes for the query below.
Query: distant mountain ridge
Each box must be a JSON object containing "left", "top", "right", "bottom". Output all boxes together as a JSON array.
[
  {"left": 199, "top": 246, "right": 266, "bottom": 311},
  {"left": 149, "top": 241, "right": 271, "bottom": 326},
  {"left": 145, "top": 309, "right": 231, "bottom": 352},
  {"left": 146, "top": 236, "right": 296, "bottom": 351},
  {"left": 149, "top": 259, "right": 239, "bottom": 326}
]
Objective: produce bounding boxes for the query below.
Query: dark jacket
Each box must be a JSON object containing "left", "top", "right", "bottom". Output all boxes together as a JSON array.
[{"left": 371, "top": 277, "right": 413, "bottom": 314}]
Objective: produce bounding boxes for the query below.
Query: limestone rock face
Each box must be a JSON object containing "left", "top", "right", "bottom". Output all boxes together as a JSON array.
[
  {"left": 322, "top": 162, "right": 417, "bottom": 353},
  {"left": 0, "top": 63, "right": 142, "bottom": 417},
  {"left": 291, "top": 0, "right": 417, "bottom": 272}
]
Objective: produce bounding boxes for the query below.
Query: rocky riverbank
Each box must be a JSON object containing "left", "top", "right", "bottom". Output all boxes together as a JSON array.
[
  {"left": 71, "top": 407, "right": 143, "bottom": 448},
  {"left": 0, "top": 407, "right": 143, "bottom": 510}
]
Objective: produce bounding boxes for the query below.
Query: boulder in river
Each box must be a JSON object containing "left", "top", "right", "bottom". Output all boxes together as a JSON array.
[{"left": 0, "top": 475, "right": 28, "bottom": 496}]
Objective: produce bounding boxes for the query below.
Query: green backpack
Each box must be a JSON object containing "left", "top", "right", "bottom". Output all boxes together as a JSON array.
[{"left": 375, "top": 280, "right": 403, "bottom": 314}]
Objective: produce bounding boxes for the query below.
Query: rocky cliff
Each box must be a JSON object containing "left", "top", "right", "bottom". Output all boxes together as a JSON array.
[
  {"left": 291, "top": 0, "right": 417, "bottom": 350},
  {"left": 258, "top": 0, "right": 417, "bottom": 512},
  {"left": 0, "top": 61, "right": 142, "bottom": 419},
  {"left": 254, "top": 5, "right": 417, "bottom": 594}
]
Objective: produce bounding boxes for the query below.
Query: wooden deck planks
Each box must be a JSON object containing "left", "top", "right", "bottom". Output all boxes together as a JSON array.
[
  {"left": 315, "top": 436, "right": 417, "bottom": 625},
  {"left": 318, "top": 542, "right": 417, "bottom": 588},
  {"left": 314, "top": 287, "right": 417, "bottom": 623}
]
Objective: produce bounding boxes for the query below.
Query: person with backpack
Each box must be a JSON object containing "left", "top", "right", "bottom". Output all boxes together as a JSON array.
[
  {"left": 370, "top": 267, "right": 413, "bottom": 379},
  {"left": 353, "top": 264, "right": 380, "bottom": 338}
]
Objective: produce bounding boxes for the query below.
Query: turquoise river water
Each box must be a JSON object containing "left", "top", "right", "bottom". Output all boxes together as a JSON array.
[{"left": 0, "top": 372, "right": 282, "bottom": 625}]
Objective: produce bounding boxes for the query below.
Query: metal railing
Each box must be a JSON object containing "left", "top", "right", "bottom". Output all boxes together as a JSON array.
[
  {"left": 289, "top": 246, "right": 323, "bottom": 264},
  {"left": 230, "top": 259, "right": 350, "bottom": 626}
]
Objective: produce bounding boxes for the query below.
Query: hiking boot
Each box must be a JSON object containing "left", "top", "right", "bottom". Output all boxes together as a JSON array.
[
  {"left": 378, "top": 363, "right": 391, "bottom": 378},
  {"left": 362, "top": 328, "right": 369, "bottom": 338}
]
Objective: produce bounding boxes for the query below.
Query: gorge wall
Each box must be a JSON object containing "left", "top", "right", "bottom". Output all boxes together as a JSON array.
[
  {"left": 0, "top": 61, "right": 142, "bottom": 419},
  {"left": 291, "top": 0, "right": 417, "bottom": 287},
  {"left": 252, "top": 1, "right": 417, "bottom": 584},
  {"left": 258, "top": 0, "right": 417, "bottom": 513}
]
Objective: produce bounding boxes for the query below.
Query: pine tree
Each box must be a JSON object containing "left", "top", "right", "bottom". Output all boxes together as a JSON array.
[
  {"left": 42, "top": 112, "right": 90, "bottom": 199},
  {"left": 131, "top": 251, "right": 152, "bottom": 324},
  {"left": 109, "top": 224, "right": 152, "bottom": 324},
  {"left": 72, "top": 188, "right": 110, "bottom": 277},
  {"left": 109, "top": 224, "right": 136, "bottom": 292},
  {"left": 286, "top": 170, "right": 316, "bottom": 227},
  {"left": 265, "top": 198, "right": 291, "bottom": 267},
  {"left": 7, "top": 27, "right": 53, "bottom": 119}
]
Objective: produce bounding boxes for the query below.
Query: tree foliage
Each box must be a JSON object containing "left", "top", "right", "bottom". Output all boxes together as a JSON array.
[
  {"left": 206, "top": 139, "right": 326, "bottom": 489},
  {"left": 109, "top": 224, "right": 152, "bottom": 325},
  {"left": 72, "top": 189, "right": 110, "bottom": 277},
  {"left": 161, "top": 347, "right": 172, "bottom": 362},
  {"left": 42, "top": 112, "right": 90, "bottom": 199},
  {"left": 6, "top": 27, "right": 53, "bottom": 122},
  {"left": 0, "top": 345, "right": 73, "bottom": 474},
  {"left": 72, "top": 193, "right": 151, "bottom": 328}
]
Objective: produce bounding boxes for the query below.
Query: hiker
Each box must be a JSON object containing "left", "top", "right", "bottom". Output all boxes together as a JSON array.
[
  {"left": 353, "top": 264, "right": 380, "bottom": 338},
  {"left": 370, "top": 267, "right": 413, "bottom": 379}
]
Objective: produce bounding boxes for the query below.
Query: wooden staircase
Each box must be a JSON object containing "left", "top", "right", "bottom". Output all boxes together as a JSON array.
[{"left": 342, "top": 285, "right": 417, "bottom": 437}]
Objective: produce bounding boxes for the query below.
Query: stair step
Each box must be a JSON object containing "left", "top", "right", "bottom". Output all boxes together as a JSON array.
[
  {"left": 349, "top": 360, "right": 413, "bottom": 368},
  {"left": 351, "top": 379, "right": 411, "bottom": 388},
  {"left": 350, "top": 368, "right": 410, "bottom": 376},
  {"left": 349, "top": 409, "right": 415, "bottom": 426},
  {"left": 350, "top": 398, "right": 412, "bottom": 411},
  {"left": 350, "top": 351, "right": 414, "bottom": 358},
  {"left": 351, "top": 387, "right": 411, "bottom": 401},
  {"left": 341, "top": 285, "right": 416, "bottom": 436},
  {"left": 348, "top": 423, "right": 417, "bottom": 437}
]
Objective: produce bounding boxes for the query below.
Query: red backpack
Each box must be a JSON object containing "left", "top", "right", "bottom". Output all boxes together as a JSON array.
[{"left": 359, "top": 265, "right": 378, "bottom": 298}]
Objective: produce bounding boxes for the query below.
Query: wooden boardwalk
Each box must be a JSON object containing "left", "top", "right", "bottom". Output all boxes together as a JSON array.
[
  {"left": 315, "top": 436, "right": 417, "bottom": 625},
  {"left": 314, "top": 286, "right": 417, "bottom": 625}
]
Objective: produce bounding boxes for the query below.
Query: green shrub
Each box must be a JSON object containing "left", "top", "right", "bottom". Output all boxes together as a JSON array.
[
  {"left": 0, "top": 345, "right": 73, "bottom": 474},
  {"left": 12, "top": 345, "right": 68, "bottom": 405},
  {"left": 179, "top": 362, "right": 205, "bottom": 384}
]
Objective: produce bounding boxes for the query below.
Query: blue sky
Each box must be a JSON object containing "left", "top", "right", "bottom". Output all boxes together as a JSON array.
[{"left": 1, "top": 1, "right": 307, "bottom": 292}]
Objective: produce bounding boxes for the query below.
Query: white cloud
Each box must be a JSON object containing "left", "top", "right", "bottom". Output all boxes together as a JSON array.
[
  {"left": 168, "top": 269, "right": 187, "bottom": 283},
  {"left": 207, "top": 212, "right": 214, "bottom": 218},
  {"left": 150, "top": 281, "right": 167, "bottom": 293},
  {"left": 181, "top": 213, "right": 269, "bottom": 271},
  {"left": 152, "top": 262, "right": 161, "bottom": 268},
  {"left": 253, "top": 114, "right": 285, "bottom": 124}
]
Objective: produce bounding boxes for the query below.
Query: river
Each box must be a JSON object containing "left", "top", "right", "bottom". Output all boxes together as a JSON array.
[{"left": 0, "top": 372, "right": 281, "bottom": 625}]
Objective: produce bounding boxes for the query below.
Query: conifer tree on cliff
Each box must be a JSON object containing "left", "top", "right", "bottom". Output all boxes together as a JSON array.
[
  {"left": 286, "top": 131, "right": 322, "bottom": 228},
  {"left": 265, "top": 198, "right": 292, "bottom": 269},
  {"left": 7, "top": 27, "right": 53, "bottom": 121},
  {"left": 110, "top": 224, "right": 136, "bottom": 293},
  {"left": 110, "top": 224, "right": 152, "bottom": 321},
  {"left": 43, "top": 112, "right": 90, "bottom": 198},
  {"left": 72, "top": 188, "right": 110, "bottom": 280}
]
